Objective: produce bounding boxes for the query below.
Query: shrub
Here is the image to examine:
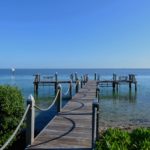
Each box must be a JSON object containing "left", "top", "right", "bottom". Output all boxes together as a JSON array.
[
  {"left": 96, "top": 128, "right": 150, "bottom": 150},
  {"left": 96, "top": 128, "right": 130, "bottom": 150},
  {"left": 0, "top": 85, "right": 24, "bottom": 146},
  {"left": 130, "top": 128, "right": 150, "bottom": 150}
]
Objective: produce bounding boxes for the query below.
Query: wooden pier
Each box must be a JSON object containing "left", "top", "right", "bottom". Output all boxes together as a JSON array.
[
  {"left": 96, "top": 74, "right": 137, "bottom": 91},
  {"left": 26, "top": 80, "right": 99, "bottom": 150},
  {"left": 33, "top": 73, "right": 88, "bottom": 95}
]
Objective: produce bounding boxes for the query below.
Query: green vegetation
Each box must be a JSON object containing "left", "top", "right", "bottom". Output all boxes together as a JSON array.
[
  {"left": 96, "top": 128, "right": 150, "bottom": 150},
  {"left": 0, "top": 85, "right": 24, "bottom": 146}
]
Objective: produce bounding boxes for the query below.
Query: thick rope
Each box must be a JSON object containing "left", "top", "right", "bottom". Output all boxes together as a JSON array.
[
  {"left": 0, "top": 105, "right": 30, "bottom": 150},
  {"left": 34, "top": 89, "right": 60, "bottom": 111},
  {"left": 62, "top": 87, "right": 70, "bottom": 96}
]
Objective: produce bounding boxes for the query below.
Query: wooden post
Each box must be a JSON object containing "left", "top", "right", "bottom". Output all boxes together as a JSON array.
[
  {"left": 83, "top": 75, "right": 86, "bottom": 85},
  {"left": 97, "top": 75, "right": 100, "bottom": 81},
  {"left": 76, "top": 80, "right": 79, "bottom": 93},
  {"left": 94, "top": 73, "right": 97, "bottom": 80},
  {"left": 135, "top": 82, "right": 137, "bottom": 91},
  {"left": 34, "top": 82, "right": 38, "bottom": 94},
  {"left": 116, "top": 83, "right": 119, "bottom": 92},
  {"left": 34, "top": 74, "right": 39, "bottom": 94},
  {"left": 55, "top": 72, "right": 58, "bottom": 95},
  {"left": 96, "top": 86, "right": 100, "bottom": 101},
  {"left": 112, "top": 74, "right": 116, "bottom": 91},
  {"left": 129, "top": 82, "right": 132, "bottom": 90},
  {"left": 70, "top": 73, "right": 73, "bottom": 81},
  {"left": 55, "top": 72, "right": 58, "bottom": 81},
  {"left": 92, "top": 99, "right": 100, "bottom": 148},
  {"left": 113, "top": 73, "right": 117, "bottom": 81},
  {"left": 54, "top": 82, "right": 58, "bottom": 96},
  {"left": 75, "top": 72, "right": 78, "bottom": 81},
  {"left": 69, "top": 81, "right": 72, "bottom": 99},
  {"left": 26, "top": 95, "right": 35, "bottom": 146},
  {"left": 86, "top": 74, "right": 89, "bottom": 82},
  {"left": 57, "top": 84, "right": 62, "bottom": 112},
  {"left": 81, "top": 76, "right": 83, "bottom": 88},
  {"left": 112, "top": 81, "right": 116, "bottom": 91}
]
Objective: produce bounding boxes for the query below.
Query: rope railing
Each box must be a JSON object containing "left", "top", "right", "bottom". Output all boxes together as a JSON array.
[
  {"left": 62, "top": 87, "right": 70, "bottom": 96},
  {"left": 34, "top": 89, "right": 60, "bottom": 111},
  {"left": 0, "top": 105, "right": 30, "bottom": 150}
]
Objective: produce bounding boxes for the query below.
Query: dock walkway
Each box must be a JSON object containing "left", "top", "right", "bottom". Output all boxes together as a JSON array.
[{"left": 26, "top": 80, "right": 97, "bottom": 150}]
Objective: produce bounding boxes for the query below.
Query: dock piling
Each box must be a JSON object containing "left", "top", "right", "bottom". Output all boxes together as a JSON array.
[
  {"left": 96, "top": 86, "right": 100, "bottom": 101},
  {"left": 94, "top": 73, "right": 97, "bottom": 81},
  {"left": 57, "top": 84, "right": 62, "bottom": 112},
  {"left": 76, "top": 80, "right": 79, "bottom": 93},
  {"left": 34, "top": 74, "right": 40, "bottom": 94},
  {"left": 81, "top": 76, "right": 83, "bottom": 88},
  {"left": 55, "top": 72, "right": 58, "bottom": 95},
  {"left": 92, "top": 99, "right": 100, "bottom": 148},
  {"left": 75, "top": 72, "right": 78, "bottom": 81},
  {"left": 69, "top": 81, "right": 72, "bottom": 99},
  {"left": 26, "top": 95, "right": 35, "bottom": 146}
]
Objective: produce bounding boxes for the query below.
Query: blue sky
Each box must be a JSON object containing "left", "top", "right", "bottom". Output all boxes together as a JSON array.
[{"left": 0, "top": 0, "right": 150, "bottom": 68}]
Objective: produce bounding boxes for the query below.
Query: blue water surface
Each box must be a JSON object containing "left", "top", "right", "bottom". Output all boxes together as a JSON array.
[{"left": 0, "top": 68, "right": 150, "bottom": 129}]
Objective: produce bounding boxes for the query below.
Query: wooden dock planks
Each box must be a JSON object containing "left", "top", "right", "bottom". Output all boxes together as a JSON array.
[{"left": 26, "top": 80, "right": 97, "bottom": 150}]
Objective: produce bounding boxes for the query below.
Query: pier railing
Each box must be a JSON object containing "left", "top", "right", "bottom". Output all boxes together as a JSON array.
[
  {"left": 0, "top": 84, "right": 62, "bottom": 150},
  {"left": 26, "top": 84, "right": 62, "bottom": 146}
]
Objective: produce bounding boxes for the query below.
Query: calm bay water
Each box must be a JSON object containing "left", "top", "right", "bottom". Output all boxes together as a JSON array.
[{"left": 0, "top": 68, "right": 150, "bottom": 129}]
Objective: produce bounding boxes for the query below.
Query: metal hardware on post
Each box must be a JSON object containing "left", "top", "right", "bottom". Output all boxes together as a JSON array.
[
  {"left": 92, "top": 99, "right": 100, "bottom": 149},
  {"left": 57, "top": 84, "right": 62, "bottom": 112},
  {"left": 26, "top": 95, "right": 35, "bottom": 146}
]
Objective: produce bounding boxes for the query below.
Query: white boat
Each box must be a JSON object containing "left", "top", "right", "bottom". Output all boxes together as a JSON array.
[{"left": 11, "top": 68, "right": 15, "bottom": 72}]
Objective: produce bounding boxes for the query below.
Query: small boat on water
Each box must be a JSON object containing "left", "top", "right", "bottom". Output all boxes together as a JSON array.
[
  {"left": 11, "top": 68, "right": 15, "bottom": 72},
  {"left": 11, "top": 68, "right": 15, "bottom": 76}
]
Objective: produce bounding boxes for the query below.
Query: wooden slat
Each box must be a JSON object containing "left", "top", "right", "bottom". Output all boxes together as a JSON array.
[{"left": 26, "top": 80, "right": 97, "bottom": 150}]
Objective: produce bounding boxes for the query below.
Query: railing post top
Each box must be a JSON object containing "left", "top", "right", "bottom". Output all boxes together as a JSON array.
[
  {"left": 27, "top": 94, "right": 35, "bottom": 105},
  {"left": 57, "top": 84, "right": 62, "bottom": 89},
  {"left": 93, "top": 99, "right": 99, "bottom": 108}
]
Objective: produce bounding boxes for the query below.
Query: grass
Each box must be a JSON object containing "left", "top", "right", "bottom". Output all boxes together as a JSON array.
[{"left": 96, "top": 128, "right": 150, "bottom": 150}]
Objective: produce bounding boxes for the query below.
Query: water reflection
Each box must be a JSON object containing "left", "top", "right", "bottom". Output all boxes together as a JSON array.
[
  {"left": 100, "top": 89, "right": 137, "bottom": 104},
  {"left": 10, "top": 75, "right": 16, "bottom": 85}
]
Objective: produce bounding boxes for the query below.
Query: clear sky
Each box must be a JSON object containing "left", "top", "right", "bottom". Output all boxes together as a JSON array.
[{"left": 0, "top": 0, "right": 150, "bottom": 68}]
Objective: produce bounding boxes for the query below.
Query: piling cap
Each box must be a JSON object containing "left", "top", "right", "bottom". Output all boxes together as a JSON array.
[
  {"left": 93, "top": 99, "right": 99, "bottom": 108},
  {"left": 57, "top": 84, "right": 62, "bottom": 89},
  {"left": 27, "top": 94, "right": 35, "bottom": 104}
]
